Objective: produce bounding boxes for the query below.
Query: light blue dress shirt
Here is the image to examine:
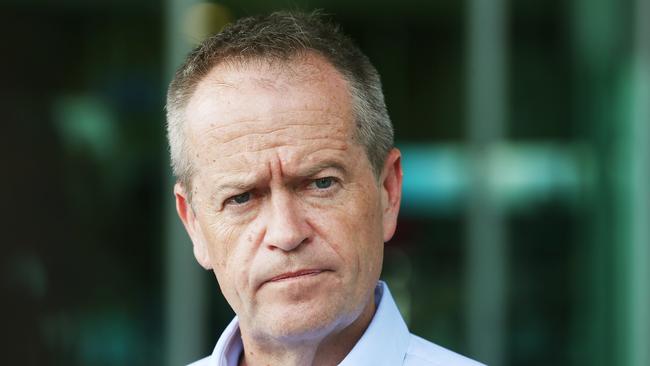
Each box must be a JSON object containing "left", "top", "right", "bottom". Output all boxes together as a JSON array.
[{"left": 189, "top": 281, "right": 485, "bottom": 366}]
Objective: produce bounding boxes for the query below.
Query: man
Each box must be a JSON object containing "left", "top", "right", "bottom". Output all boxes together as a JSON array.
[{"left": 166, "top": 11, "right": 484, "bottom": 366}]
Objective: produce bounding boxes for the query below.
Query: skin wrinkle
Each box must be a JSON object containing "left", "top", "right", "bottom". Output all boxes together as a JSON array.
[
  {"left": 195, "top": 119, "right": 347, "bottom": 149},
  {"left": 199, "top": 145, "right": 352, "bottom": 191},
  {"left": 190, "top": 116, "right": 349, "bottom": 165},
  {"left": 214, "top": 130, "right": 346, "bottom": 149},
  {"left": 181, "top": 56, "right": 353, "bottom": 192},
  {"left": 209, "top": 145, "right": 348, "bottom": 166},
  {"left": 199, "top": 115, "right": 341, "bottom": 139},
  {"left": 203, "top": 154, "right": 353, "bottom": 212},
  {"left": 192, "top": 150, "right": 347, "bottom": 201},
  {"left": 174, "top": 53, "right": 402, "bottom": 366},
  {"left": 198, "top": 144, "right": 353, "bottom": 190},
  {"left": 220, "top": 137, "right": 347, "bottom": 159}
]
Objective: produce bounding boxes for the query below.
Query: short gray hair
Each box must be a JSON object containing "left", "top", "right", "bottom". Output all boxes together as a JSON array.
[{"left": 166, "top": 11, "right": 393, "bottom": 191}]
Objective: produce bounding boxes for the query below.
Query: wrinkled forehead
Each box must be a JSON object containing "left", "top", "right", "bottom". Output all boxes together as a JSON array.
[
  {"left": 185, "top": 53, "right": 355, "bottom": 140},
  {"left": 183, "top": 53, "right": 359, "bottom": 179}
]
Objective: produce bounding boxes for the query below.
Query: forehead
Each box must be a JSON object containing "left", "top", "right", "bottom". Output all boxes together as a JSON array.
[
  {"left": 186, "top": 54, "right": 353, "bottom": 130},
  {"left": 184, "top": 54, "right": 358, "bottom": 182}
]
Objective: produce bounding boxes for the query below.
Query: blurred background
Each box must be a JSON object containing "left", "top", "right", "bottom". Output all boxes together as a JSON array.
[{"left": 2, "top": 0, "right": 648, "bottom": 365}]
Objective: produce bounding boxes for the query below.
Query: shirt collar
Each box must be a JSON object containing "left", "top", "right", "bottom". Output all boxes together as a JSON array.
[
  {"left": 338, "top": 281, "right": 411, "bottom": 365},
  {"left": 210, "top": 281, "right": 410, "bottom": 366},
  {"left": 210, "top": 315, "right": 242, "bottom": 366}
]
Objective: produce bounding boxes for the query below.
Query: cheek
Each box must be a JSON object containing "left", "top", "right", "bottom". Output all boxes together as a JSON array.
[
  {"left": 204, "top": 221, "right": 238, "bottom": 266},
  {"left": 309, "top": 183, "right": 384, "bottom": 271},
  {"left": 203, "top": 219, "right": 261, "bottom": 306}
]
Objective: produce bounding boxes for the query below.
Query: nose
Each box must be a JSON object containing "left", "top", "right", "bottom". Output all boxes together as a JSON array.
[{"left": 262, "top": 190, "right": 311, "bottom": 252}]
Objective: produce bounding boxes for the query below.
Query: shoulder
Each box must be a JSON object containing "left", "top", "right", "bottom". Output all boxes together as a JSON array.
[{"left": 404, "top": 334, "right": 486, "bottom": 366}]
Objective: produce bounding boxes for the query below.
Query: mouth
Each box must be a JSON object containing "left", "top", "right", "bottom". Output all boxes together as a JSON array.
[{"left": 266, "top": 269, "right": 327, "bottom": 283}]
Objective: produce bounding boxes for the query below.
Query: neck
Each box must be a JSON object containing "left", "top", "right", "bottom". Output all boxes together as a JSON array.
[{"left": 238, "top": 297, "right": 376, "bottom": 366}]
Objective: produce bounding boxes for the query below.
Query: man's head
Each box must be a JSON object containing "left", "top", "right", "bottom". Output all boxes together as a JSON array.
[
  {"left": 167, "top": 11, "right": 393, "bottom": 196},
  {"left": 166, "top": 11, "right": 402, "bottom": 347}
]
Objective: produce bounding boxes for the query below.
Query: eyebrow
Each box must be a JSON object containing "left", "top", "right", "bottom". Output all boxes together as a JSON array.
[
  {"left": 210, "top": 159, "right": 349, "bottom": 197},
  {"left": 208, "top": 173, "right": 261, "bottom": 201},
  {"left": 296, "top": 160, "right": 348, "bottom": 179}
]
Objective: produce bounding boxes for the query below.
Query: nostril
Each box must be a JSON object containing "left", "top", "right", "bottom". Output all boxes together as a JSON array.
[{"left": 265, "top": 234, "right": 310, "bottom": 252}]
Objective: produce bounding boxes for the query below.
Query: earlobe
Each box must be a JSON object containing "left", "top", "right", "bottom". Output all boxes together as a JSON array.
[
  {"left": 380, "top": 148, "right": 403, "bottom": 243},
  {"left": 174, "top": 183, "right": 212, "bottom": 270}
]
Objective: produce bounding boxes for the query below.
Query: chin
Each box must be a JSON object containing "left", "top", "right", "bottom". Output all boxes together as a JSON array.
[{"left": 255, "top": 301, "right": 348, "bottom": 342}]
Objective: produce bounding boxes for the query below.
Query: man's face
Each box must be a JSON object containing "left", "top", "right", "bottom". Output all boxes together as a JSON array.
[{"left": 175, "top": 54, "right": 402, "bottom": 343}]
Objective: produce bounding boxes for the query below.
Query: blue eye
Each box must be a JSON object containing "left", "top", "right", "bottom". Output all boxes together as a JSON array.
[
  {"left": 231, "top": 192, "right": 251, "bottom": 204},
  {"left": 314, "top": 177, "right": 333, "bottom": 189}
]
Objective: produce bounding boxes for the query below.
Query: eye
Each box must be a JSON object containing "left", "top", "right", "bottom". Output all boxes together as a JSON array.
[
  {"left": 228, "top": 192, "right": 251, "bottom": 205},
  {"left": 313, "top": 177, "right": 334, "bottom": 189}
]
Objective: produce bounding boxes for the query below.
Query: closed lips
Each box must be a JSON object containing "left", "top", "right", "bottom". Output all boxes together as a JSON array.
[{"left": 268, "top": 269, "right": 324, "bottom": 282}]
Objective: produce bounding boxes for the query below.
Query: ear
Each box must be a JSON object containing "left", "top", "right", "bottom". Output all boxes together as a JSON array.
[
  {"left": 174, "top": 183, "right": 212, "bottom": 270},
  {"left": 380, "top": 148, "right": 403, "bottom": 243}
]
